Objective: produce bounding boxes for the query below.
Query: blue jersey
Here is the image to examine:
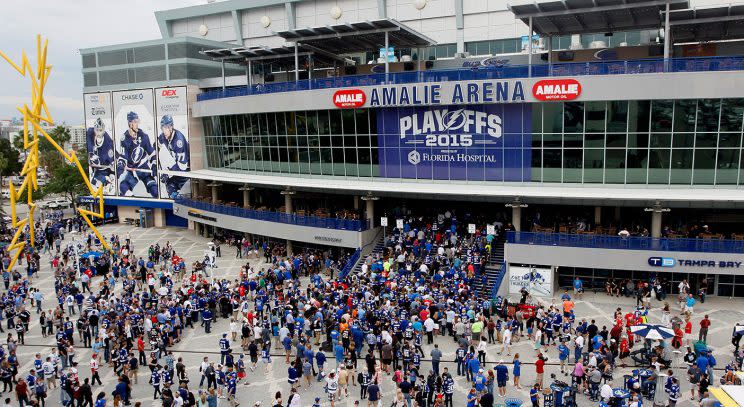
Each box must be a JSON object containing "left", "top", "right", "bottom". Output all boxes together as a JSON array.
[
  {"left": 119, "top": 129, "right": 155, "bottom": 170},
  {"left": 87, "top": 128, "right": 115, "bottom": 166},
  {"left": 158, "top": 130, "right": 189, "bottom": 171}
]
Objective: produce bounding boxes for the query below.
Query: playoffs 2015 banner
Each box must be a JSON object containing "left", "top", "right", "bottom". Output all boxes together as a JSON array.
[
  {"left": 83, "top": 93, "right": 116, "bottom": 195},
  {"left": 155, "top": 87, "right": 190, "bottom": 199},
  {"left": 376, "top": 104, "right": 531, "bottom": 181},
  {"left": 113, "top": 89, "right": 159, "bottom": 198}
]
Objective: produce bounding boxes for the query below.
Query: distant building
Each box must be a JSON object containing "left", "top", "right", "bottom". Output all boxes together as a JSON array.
[{"left": 68, "top": 125, "right": 86, "bottom": 147}]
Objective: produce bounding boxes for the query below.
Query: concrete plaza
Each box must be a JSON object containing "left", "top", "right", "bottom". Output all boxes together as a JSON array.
[{"left": 11, "top": 223, "right": 742, "bottom": 407}]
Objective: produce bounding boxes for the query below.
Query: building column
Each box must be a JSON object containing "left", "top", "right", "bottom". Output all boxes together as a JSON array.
[
  {"left": 646, "top": 201, "right": 670, "bottom": 238},
  {"left": 281, "top": 189, "right": 296, "bottom": 254},
  {"left": 283, "top": 192, "right": 294, "bottom": 214},
  {"left": 361, "top": 193, "right": 379, "bottom": 229},
  {"left": 663, "top": 1, "right": 671, "bottom": 71},
  {"left": 239, "top": 185, "right": 253, "bottom": 208},
  {"left": 366, "top": 199, "right": 375, "bottom": 228},
  {"left": 506, "top": 198, "right": 528, "bottom": 232},
  {"left": 512, "top": 206, "right": 522, "bottom": 231},
  {"left": 594, "top": 206, "right": 602, "bottom": 226},
  {"left": 208, "top": 183, "right": 221, "bottom": 204},
  {"left": 614, "top": 207, "right": 621, "bottom": 223},
  {"left": 353, "top": 196, "right": 359, "bottom": 210}
]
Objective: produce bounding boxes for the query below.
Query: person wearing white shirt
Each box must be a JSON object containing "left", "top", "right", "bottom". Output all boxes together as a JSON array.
[
  {"left": 500, "top": 328, "right": 512, "bottom": 355},
  {"left": 600, "top": 382, "right": 613, "bottom": 402}
]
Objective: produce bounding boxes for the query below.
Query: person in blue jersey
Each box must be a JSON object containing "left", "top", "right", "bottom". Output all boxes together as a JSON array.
[
  {"left": 117, "top": 111, "right": 158, "bottom": 197},
  {"left": 156, "top": 114, "right": 190, "bottom": 198}
]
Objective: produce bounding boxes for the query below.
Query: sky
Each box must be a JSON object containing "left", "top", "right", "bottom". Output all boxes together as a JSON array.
[{"left": 0, "top": 0, "right": 204, "bottom": 125}]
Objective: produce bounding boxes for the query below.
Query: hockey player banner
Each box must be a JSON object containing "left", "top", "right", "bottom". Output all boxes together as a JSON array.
[
  {"left": 83, "top": 92, "right": 116, "bottom": 195},
  {"left": 155, "top": 87, "right": 190, "bottom": 199},
  {"left": 508, "top": 266, "right": 553, "bottom": 297},
  {"left": 113, "top": 89, "right": 159, "bottom": 198}
]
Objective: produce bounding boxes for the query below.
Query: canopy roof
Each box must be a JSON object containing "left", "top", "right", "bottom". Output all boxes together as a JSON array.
[
  {"left": 274, "top": 18, "right": 437, "bottom": 53},
  {"left": 665, "top": 4, "right": 744, "bottom": 42},
  {"left": 508, "top": 0, "right": 689, "bottom": 36}
]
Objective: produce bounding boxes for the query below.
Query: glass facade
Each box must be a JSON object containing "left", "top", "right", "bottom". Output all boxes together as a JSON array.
[{"left": 203, "top": 98, "right": 744, "bottom": 185}]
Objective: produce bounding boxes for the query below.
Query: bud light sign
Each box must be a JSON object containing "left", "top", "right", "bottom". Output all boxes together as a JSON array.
[{"left": 377, "top": 104, "right": 531, "bottom": 181}]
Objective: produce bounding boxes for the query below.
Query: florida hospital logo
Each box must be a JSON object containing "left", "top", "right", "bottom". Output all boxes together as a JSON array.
[{"left": 407, "top": 150, "right": 421, "bottom": 165}]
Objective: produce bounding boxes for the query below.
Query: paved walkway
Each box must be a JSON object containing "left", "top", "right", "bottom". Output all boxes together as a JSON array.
[{"left": 13, "top": 224, "right": 743, "bottom": 407}]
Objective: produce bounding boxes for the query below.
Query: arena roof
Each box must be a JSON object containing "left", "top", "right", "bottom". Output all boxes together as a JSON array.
[
  {"left": 665, "top": 4, "right": 744, "bottom": 42},
  {"left": 508, "top": 0, "right": 689, "bottom": 36},
  {"left": 274, "top": 18, "right": 437, "bottom": 53}
]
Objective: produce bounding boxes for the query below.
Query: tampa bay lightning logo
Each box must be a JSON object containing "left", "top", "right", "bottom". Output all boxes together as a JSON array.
[
  {"left": 130, "top": 146, "right": 146, "bottom": 164},
  {"left": 440, "top": 109, "right": 469, "bottom": 132}
]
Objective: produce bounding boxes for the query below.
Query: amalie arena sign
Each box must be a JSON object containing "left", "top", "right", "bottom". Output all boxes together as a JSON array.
[{"left": 331, "top": 78, "right": 582, "bottom": 108}]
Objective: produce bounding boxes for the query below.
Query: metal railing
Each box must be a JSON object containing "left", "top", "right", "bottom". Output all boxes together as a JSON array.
[
  {"left": 339, "top": 248, "right": 362, "bottom": 280},
  {"left": 507, "top": 231, "right": 744, "bottom": 254},
  {"left": 197, "top": 55, "right": 744, "bottom": 101},
  {"left": 490, "top": 262, "right": 507, "bottom": 300},
  {"left": 175, "top": 197, "right": 370, "bottom": 231}
]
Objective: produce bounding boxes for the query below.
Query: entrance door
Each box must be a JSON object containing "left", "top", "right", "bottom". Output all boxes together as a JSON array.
[{"left": 688, "top": 274, "right": 715, "bottom": 296}]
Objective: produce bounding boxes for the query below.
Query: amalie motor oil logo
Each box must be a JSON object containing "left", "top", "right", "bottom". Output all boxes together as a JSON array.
[
  {"left": 532, "top": 79, "right": 582, "bottom": 101},
  {"left": 333, "top": 89, "right": 366, "bottom": 108}
]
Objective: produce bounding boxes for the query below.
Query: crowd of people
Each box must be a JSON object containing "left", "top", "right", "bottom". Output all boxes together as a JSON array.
[{"left": 0, "top": 208, "right": 738, "bottom": 407}]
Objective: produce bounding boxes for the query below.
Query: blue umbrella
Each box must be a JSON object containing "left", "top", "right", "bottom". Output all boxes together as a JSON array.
[{"left": 630, "top": 324, "right": 675, "bottom": 340}]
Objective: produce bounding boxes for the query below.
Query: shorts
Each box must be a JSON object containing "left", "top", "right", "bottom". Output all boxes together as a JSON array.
[
  {"left": 497, "top": 380, "right": 506, "bottom": 387},
  {"left": 328, "top": 392, "right": 336, "bottom": 401},
  {"left": 383, "top": 358, "right": 392, "bottom": 366},
  {"left": 250, "top": 356, "right": 258, "bottom": 363}
]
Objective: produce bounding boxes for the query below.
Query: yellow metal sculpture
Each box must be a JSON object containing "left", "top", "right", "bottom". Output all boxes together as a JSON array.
[{"left": 0, "top": 35, "right": 110, "bottom": 271}]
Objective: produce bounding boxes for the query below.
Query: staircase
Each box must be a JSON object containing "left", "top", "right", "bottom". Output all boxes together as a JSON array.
[
  {"left": 348, "top": 228, "right": 386, "bottom": 277},
  {"left": 475, "top": 235, "right": 507, "bottom": 299}
]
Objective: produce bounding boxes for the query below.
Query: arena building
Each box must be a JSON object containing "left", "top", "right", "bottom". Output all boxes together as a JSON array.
[{"left": 81, "top": 0, "right": 744, "bottom": 298}]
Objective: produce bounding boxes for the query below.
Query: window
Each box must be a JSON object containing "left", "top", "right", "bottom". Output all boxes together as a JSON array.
[
  {"left": 628, "top": 100, "right": 650, "bottom": 132},
  {"left": 670, "top": 149, "right": 693, "bottom": 184},
  {"left": 563, "top": 102, "right": 584, "bottom": 134},
  {"left": 720, "top": 99, "right": 744, "bottom": 131},
  {"left": 693, "top": 149, "right": 716, "bottom": 184},
  {"left": 717, "top": 149, "right": 740, "bottom": 184},
  {"left": 583, "top": 149, "right": 604, "bottom": 183},
  {"left": 651, "top": 100, "right": 673, "bottom": 132},
  {"left": 673, "top": 100, "right": 697, "bottom": 132},
  {"left": 585, "top": 102, "right": 606, "bottom": 133},
  {"left": 696, "top": 99, "right": 720, "bottom": 132},
  {"left": 626, "top": 149, "right": 648, "bottom": 184},
  {"left": 605, "top": 149, "right": 626, "bottom": 183}
]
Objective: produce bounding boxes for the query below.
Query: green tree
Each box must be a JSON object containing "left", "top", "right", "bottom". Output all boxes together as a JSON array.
[
  {"left": 0, "top": 138, "right": 22, "bottom": 211},
  {"left": 41, "top": 153, "right": 88, "bottom": 210},
  {"left": 13, "top": 126, "right": 71, "bottom": 169}
]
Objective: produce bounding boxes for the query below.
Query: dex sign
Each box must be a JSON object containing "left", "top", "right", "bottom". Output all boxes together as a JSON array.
[
  {"left": 333, "top": 89, "right": 366, "bottom": 108},
  {"left": 532, "top": 79, "right": 582, "bottom": 101}
]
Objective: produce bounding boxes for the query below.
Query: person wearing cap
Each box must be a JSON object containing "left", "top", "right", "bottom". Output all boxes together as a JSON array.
[{"left": 474, "top": 368, "right": 487, "bottom": 395}]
